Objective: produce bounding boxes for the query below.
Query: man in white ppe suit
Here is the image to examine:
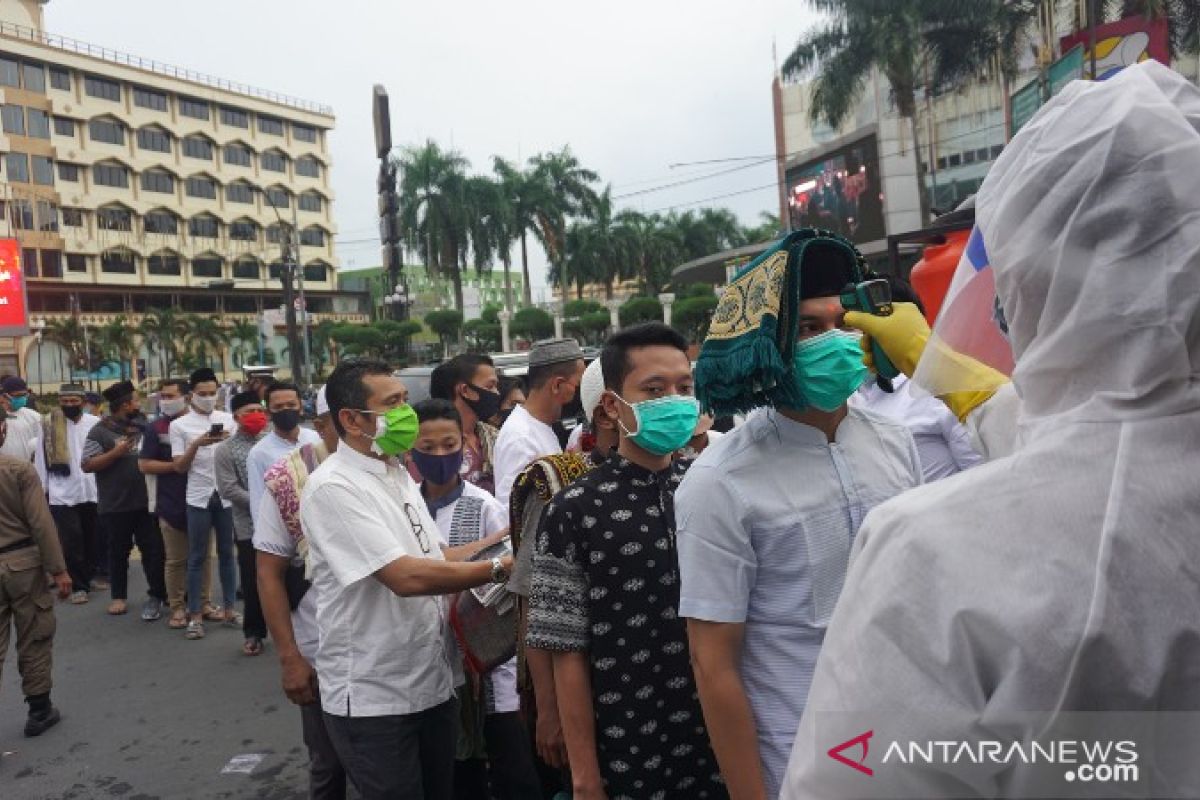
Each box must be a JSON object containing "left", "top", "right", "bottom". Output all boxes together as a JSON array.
[{"left": 781, "top": 60, "right": 1200, "bottom": 799}]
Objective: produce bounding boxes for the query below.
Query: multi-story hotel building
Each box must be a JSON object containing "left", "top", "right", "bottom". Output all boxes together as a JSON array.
[{"left": 0, "top": 0, "right": 365, "bottom": 384}]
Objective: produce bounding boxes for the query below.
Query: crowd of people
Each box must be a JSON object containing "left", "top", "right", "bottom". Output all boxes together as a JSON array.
[{"left": 0, "top": 61, "right": 1198, "bottom": 799}]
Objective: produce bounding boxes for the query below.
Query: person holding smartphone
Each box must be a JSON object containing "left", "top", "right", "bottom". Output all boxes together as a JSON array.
[{"left": 169, "top": 368, "right": 236, "bottom": 641}]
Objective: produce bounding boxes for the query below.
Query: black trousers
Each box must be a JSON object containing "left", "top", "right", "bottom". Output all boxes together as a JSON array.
[
  {"left": 105, "top": 509, "right": 166, "bottom": 602},
  {"left": 455, "top": 712, "right": 544, "bottom": 800},
  {"left": 52, "top": 502, "right": 98, "bottom": 593},
  {"left": 324, "top": 698, "right": 456, "bottom": 800},
  {"left": 235, "top": 539, "right": 267, "bottom": 639},
  {"left": 301, "top": 702, "right": 348, "bottom": 800}
]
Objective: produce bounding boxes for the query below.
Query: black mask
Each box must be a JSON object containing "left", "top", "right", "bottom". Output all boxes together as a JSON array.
[
  {"left": 62, "top": 405, "right": 82, "bottom": 420},
  {"left": 463, "top": 384, "right": 501, "bottom": 423},
  {"left": 271, "top": 408, "right": 301, "bottom": 432}
]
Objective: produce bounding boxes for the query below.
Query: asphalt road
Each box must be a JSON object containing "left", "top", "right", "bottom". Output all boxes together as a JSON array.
[{"left": 0, "top": 569, "right": 312, "bottom": 800}]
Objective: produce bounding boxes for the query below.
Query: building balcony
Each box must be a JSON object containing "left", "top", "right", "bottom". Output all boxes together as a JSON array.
[{"left": 33, "top": 309, "right": 370, "bottom": 327}]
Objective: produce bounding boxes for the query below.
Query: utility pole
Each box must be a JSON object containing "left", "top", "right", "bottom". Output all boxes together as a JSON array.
[
  {"left": 292, "top": 200, "right": 312, "bottom": 387},
  {"left": 264, "top": 191, "right": 304, "bottom": 385},
  {"left": 374, "top": 85, "right": 406, "bottom": 321}
]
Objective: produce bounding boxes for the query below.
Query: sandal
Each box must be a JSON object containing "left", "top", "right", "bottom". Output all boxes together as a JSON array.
[
  {"left": 202, "top": 604, "right": 225, "bottom": 622},
  {"left": 168, "top": 610, "right": 188, "bottom": 629},
  {"left": 242, "top": 637, "right": 264, "bottom": 657},
  {"left": 222, "top": 610, "right": 243, "bottom": 628},
  {"left": 107, "top": 599, "right": 128, "bottom": 616},
  {"left": 185, "top": 620, "right": 205, "bottom": 640}
]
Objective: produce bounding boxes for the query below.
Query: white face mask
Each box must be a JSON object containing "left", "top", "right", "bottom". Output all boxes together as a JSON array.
[
  {"left": 192, "top": 395, "right": 217, "bottom": 414},
  {"left": 159, "top": 397, "right": 187, "bottom": 417}
]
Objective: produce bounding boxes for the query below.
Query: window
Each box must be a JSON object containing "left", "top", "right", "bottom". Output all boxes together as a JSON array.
[
  {"left": 85, "top": 75, "right": 121, "bottom": 102},
  {"left": 976, "top": 148, "right": 990, "bottom": 163},
  {"left": 265, "top": 188, "right": 290, "bottom": 209},
  {"left": 137, "top": 127, "right": 171, "bottom": 153},
  {"left": 67, "top": 254, "right": 87, "bottom": 272},
  {"left": 259, "top": 115, "right": 284, "bottom": 136},
  {"left": 144, "top": 210, "right": 178, "bottom": 235},
  {"left": 298, "top": 192, "right": 323, "bottom": 213},
  {"left": 22, "top": 62, "right": 44, "bottom": 93},
  {"left": 89, "top": 117, "right": 124, "bottom": 145},
  {"left": 0, "top": 57, "right": 18, "bottom": 87},
  {"left": 93, "top": 162, "right": 129, "bottom": 188},
  {"left": 266, "top": 224, "right": 284, "bottom": 244},
  {"left": 40, "top": 250, "right": 62, "bottom": 278},
  {"left": 261, "top": 151, "right": 287, "bottom": 172},
  {"left": 192, "top": 256, "right": 222, "bottom": 278},
  {"left": 304, "top": 263, "right": 329, "bottom": 283},
  {"left": 233, "top": 258, "right": 260, "bottom": 280},
  {"left": 296, "top": 157, "right": 320, "bottom": 178},
  {"left": 53, "top": 116, "right": 75, "bottom": 137},
  {"left": 223, "top": 143, "right": 252, "bottom": 167},
  {"left": 26, "top": 109, "right": 49, "bottom": 139},
  {"left": 189, "top": 215, "right": 219, "bottom": 238},
  {"left": 22, "top": 248, "right": 37, "bottom": 277},
  {"left": 226, "top": 182, "right": 254, "bottom": 204},
  {"left": 62, "top": 208, "right": 84, "bottom": 228},
  {"left": 148, "top": 252, "right": 181, "bottom": 276},
  {"left": 269, "top": 262, "right": 285, "bottom": 280},
  {"left": 963, "top": 149, "right": 977, "bottom": 165},
  {"left": 36, "top": 201, "right": 56, "bottom": 232},
  {"left": 57, "top": 162, "right": 79, "bottom": 182},
  {"left": 6, "top": 153, "right": 29, "bottom": 182},
  {"left": 1, "top": 105, "right": 23, "bottom": 135},
  {"left": 133, "top": 87, "right": 167, "bottom": 111},
  {"left": 183, "top": 136, "right": 213, "bottom": 160},
  {"left": 936, "top": 156, "right": 948, "bottom": 171},
  {"left": 220, "top": 106, "right": 248, "bottom": 128},
  {"left": 97, "top": 207, "right": 133, "bottom": 231},
  {"left": 179, "top": 97, "right": 209, "bottom": 120},
  {"left": 9, "top": 199, "right": 33, "bottom": 229},
  {"left": 293, "top": 123, "right": 317, "bottom": 143},
  {"left": 140, "top": 169, "right": 175, "bottom": 194},
  {"left": 101, "top": 251, "right": 136, "bottom": 274},
  {"left": 300, "top": 227, "right": 325, "bottom": 247},
  {"left": 991, "top": 144, "right": 1005, "bottom": 160},
  {"left": 947, "top": 153, "right": 962, "bottom": 167},
  {"left": 230, "top": 219, "right": 258, "bottom": 241},
  {"left": 49, "top": 67, "right": 70, "bottom": 91},
  {"left": 32, "top": 156, "right": 53, "bottom": 186},
  {"left": 186, "top": 176, "right": 217, "bottom": 199}
]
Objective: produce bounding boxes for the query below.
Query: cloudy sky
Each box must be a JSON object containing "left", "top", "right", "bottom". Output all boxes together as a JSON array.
[{"left": 49, "top": 0, "right": 817, "bottom": 296}]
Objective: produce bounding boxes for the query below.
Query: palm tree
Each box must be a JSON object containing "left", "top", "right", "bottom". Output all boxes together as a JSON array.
[
  {"left": 527, "top": 147, "right": 599, "bottom": 316},
  {"left": 743, "top": 211, "right": 784, "bottom": 243},
  {"left": 139, "top": 307, "right": 185, "bottom": 379},
  {"left": 566, "top": 186, "right": 634, "bottom": 301},
  {"left": 397, "top": 140, "right": 472, "bottom": 314},
  {"left": 310, "top": 319, "right": 338, "bottom": 377},
  {"left": 614, "top": 210, "right": 685, "bottom": 296},
  {"left": 44, "top": 317, "right": 85, "bottom": 381},
  {"left": 185, "top": 315, "right": 229, "bottom": 375},
  {"left": 470, "top": 172, "right": 519, "bottom": 312},
  {"left": 228, "top": 319, "right": 260, "bottom": 368},
  {"left": 782, "top": 0, "right": 1038, "bottom": 225},
  {"left": 494, "top": 157, "right": 548, "bottom": 308},
  {"left": 97, "top": 316, "right": 139, "bottom": 380}
]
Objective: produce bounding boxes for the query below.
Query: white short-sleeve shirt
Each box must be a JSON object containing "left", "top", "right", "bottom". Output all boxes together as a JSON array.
[
  {"left": 301, "top": 445, "right": 455, "bottom": 718},
  {"left": 169, "top": 408, "right": 235, "bottom": 508},
  {"left": 253, "top": 490, "right": 319, "bottom": 663},
  {"left": 492, "top": 404, "right": 561, "bottom": 509}
]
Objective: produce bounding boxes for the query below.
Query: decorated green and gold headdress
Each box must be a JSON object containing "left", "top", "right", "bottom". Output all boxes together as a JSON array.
[{"left": 695, "top": 228, "right": 866, "bottom": 416}]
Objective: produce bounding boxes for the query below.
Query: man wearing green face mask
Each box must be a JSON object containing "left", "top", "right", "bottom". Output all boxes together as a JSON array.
[
  {"left": 301, "top": 359, "right": 514, "bottom": 799},
  {"left": 676, "top": 230, "right": 924, "bottom": 799},
  {"left": 527, "top": 323, "right": 728, "bottom": 800}
]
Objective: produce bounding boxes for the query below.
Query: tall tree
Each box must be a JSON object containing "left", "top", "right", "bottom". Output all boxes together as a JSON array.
[
  {"left": 397, "top": 140, "right": 472, "bottom": 315},
  {"left": 228, "top": 319, "right": 260, "bottom": 368},
  {"left": 185, "top": 316, "right": 228, "bottom": 375},
  {"left": 473, "top": 171, "right": 519, "bottom": 312},
  {"left": 494, "top": 156, "right": 547, "bottom": 308},
  {"left": 139, "top": 307, "right": 186, "bottom": 379},
  {"left": 97, "top": 316, "right": 138, "bottom": 381},
  {"left": 527, "top": 146, "right": 599, "bottom": 316},
  {"left": 782, "top": 0, "right": 1038, "bottom": 225}
]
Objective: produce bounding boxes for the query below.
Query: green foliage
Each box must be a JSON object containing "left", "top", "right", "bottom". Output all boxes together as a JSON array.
[
  {"left": 510, "top": 307, "right": 554, "bottom": 341},
  {"left": 464, "top": 319, "right": 502, "bottom": 353},
  {"left": 331, "top": 325, "right": 386, "bottom": 359},
  {"left": 424, "top": 309, "right": 464, "bottom": 339},
  {"left": 672, "top": 295, "right": 719, "bottom": 343},
  {"left": 564, "top": 299, "right": 604, "bottom": 318},
  {"left": 619, "top": 296, "right": 663, "bottom": 327},
  {"left": 480, "top": 304, "right": 502, "bottom": 325}
]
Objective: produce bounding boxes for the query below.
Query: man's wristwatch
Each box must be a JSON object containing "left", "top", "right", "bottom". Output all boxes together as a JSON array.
[{"left": 489, "top": 556, "right": 509, "bottom": 585}]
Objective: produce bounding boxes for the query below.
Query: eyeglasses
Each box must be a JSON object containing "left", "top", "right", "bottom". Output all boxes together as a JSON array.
[{"left": 403, "top": 502, "right": 432, "bottom": 555}]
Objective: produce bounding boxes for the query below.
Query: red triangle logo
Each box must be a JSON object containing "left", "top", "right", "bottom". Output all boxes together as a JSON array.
[{"left": 827, "top": 730, "right": 874, "bottom": 776}]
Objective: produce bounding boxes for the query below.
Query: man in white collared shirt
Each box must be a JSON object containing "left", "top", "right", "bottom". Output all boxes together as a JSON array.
[
  {"left": 301, "top": 359, "right": 512, "bottom": 800},
  {"left": 34, "top": 384, "right": 99, "bottom": 603}
]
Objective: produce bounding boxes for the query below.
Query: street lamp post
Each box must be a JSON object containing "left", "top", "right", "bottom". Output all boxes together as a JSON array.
[{"left": 31, "top": 316, "right": 45, "bottom": 395}]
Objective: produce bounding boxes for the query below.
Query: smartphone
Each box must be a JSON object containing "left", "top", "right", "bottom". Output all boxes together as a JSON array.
[{"left": 208, "top": 423, "right": 224, "bottom": 436}]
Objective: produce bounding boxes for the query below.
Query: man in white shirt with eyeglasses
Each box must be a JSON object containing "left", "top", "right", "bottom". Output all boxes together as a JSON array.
[{"left": 300, "top": 359, "right": 513, "bottom": 800}]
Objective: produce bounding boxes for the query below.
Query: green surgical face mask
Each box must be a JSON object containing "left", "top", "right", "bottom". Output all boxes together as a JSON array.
[
  {"left": 614, "top": 394, "right": 701, "bottom": 456},
  {"left": 363, "top": 404, "right": 419, "bottom": 456},
  {"left": 791, "top": 330, "right": 869, "bottom": 412}
]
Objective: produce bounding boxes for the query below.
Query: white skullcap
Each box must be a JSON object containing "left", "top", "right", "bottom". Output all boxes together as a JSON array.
[
  {"left": 316, "top": 385, "right": 329, "bottom": 416},
  {"left": 579, "top": 359, "right": 605, "bottom": 423}
]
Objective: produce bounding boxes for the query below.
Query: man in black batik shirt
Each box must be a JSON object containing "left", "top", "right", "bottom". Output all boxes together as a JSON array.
[{"left": 527, "top": 323, "right": 727, "bottom": 800}]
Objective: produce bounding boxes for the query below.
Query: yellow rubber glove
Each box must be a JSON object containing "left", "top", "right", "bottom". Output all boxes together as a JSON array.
[
  {"left": 845, "top": 302, "right": 1009, "bottom": 422},
  {"left": 844, "top": 302, "right": 930, "bottom": 378}
]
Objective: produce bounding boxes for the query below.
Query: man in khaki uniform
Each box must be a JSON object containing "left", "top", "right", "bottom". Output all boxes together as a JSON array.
[{"left": 0, "top": 407, "right": 72, "bottom": 736}]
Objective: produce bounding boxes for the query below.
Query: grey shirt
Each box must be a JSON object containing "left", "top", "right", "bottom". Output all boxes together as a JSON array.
[
  {"left": 84, "top": 420, "right": 148, "bottom": 514},
  {"left": 214, "top": 431, "right": 261, "bottom": 541}
]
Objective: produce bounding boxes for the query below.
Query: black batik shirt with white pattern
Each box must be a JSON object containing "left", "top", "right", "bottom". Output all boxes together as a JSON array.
[{"left": 526, "top": 455, "right": 727, "bottom": 800}]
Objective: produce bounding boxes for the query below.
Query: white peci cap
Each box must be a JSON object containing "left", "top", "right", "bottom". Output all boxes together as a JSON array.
[
  {"left": 315, "top": 385, "right": 329, "bottom": 416},
  {"left": 579, "top": 359, "right": 605, "bottom": 424}
]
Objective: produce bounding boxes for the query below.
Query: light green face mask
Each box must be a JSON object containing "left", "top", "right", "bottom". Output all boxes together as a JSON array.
[
  {"left": 614, "top": 394, "right": 701, "bottom": 456},
  {"left": 367, "top": 404, "right": 419, "bottom": 456},
  {"left": 791, "top": 330, "right": 869, "bottom": 412}
]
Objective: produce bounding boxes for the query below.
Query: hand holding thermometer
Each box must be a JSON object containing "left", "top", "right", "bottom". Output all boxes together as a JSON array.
[{"left": 840, "top": 279, "right": 900, "bottom": 392}]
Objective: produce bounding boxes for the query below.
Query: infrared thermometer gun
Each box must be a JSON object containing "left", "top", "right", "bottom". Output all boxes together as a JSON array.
[{"left": 840, "top": 279, "right": 900, "bottom": 393}]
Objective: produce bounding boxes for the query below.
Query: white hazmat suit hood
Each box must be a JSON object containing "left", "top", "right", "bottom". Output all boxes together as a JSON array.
[{"left": 781, "top": 61, "right": 1200, "bottom": 799}]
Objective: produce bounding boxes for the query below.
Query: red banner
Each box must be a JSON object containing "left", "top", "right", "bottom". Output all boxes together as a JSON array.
[
  {"left": 1061, "top": 15, "right": 1170, "bottom": 80},
  {"left": 0, "top": 238, "right": 30, "bottom": 336}
]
